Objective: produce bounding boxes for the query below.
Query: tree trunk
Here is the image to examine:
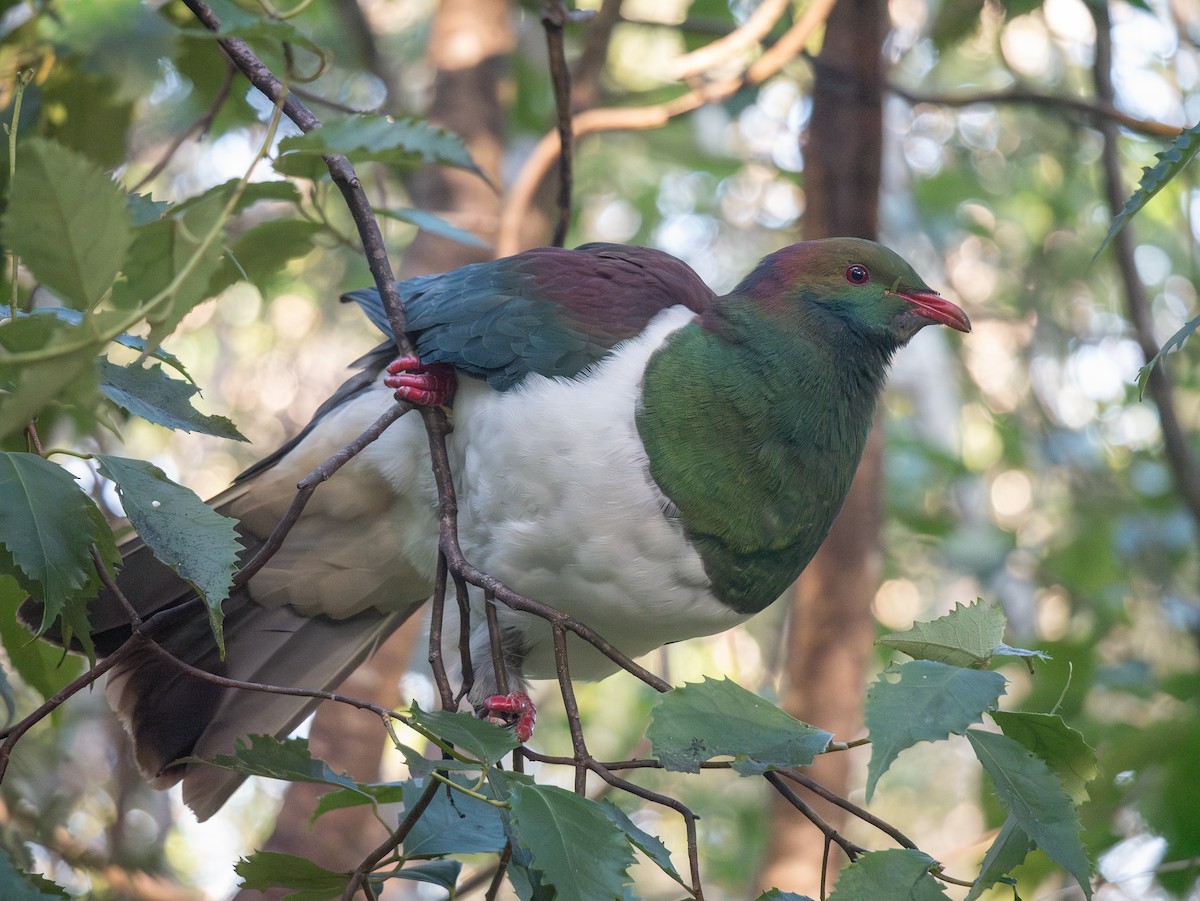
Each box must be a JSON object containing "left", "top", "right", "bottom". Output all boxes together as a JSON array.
[{"left": 757, "top": 0, "right": 886, "bottom": 893}]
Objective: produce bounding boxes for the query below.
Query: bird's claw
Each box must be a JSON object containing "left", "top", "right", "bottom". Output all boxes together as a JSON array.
[
  {"left": 384, "top": 355, "right": 457, "bottom": 406},
  {"left": 481, "top": 691, "right": 536, "bottom": 743}
]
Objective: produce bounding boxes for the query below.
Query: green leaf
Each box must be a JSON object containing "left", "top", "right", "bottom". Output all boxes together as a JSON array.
[
  {"left": 311, "top": 782, "right": 406, "bottom": 820},
  {"left": 966, "top": 729, "right": 1093, "bottom": 899},
  {"left": 217, "top": 218, "right": 324, "bottom": 292},
  {"left": 508, "top": 780, "right": 635, "bottom": 900},
  {"left": 392, "top": 860, "right": 461, "bottom": 890},
  {"left": 94, "top": 455, "right": 240, "bottom": 652},
  {"left": 0, "top": 452, "right": 112, "bottom": 623},
  {"left": 380, "top": 207, "right": 490, "bottom": 249},
  {"left": 275, "top": 115, "right": 482, "bottom": 180},
  {"left": 1096, "top": 120, "right": 1200, "bottom": 261},
  {"left": 0, "top": 315, "right": 105, "bottom": 442},
  {"left": 864, "top": 660, "right": 1006, "bottom": 800},
  {"left": 189, "top": 735, "right": 367, "bottom": 797},
  {"left": 0, "top": 846, "right": 69, "bottom": 900},
  {"left": 827, "top": 849, "right": 950, "bottom": 900},
  {"left": 402, "top": 776, "right": 508, "bottom": 857},
  {"left": 965, "top": 816, "right": 1033, "bottom": 901},
  {"left": 127, "top": 192, "right": 170, "bottom": 226},
  {"left": 407, "top": 702, "right": 519, "bottom": 764},
  {"left": 1136, "top": 313, "right": 1200, "bottom": 399},
  {"left": 598, "top": 799, "right": 685, "bottom": 887},
  {"left": 876, "top": 601, "right": 1007, "bottom": 668},
  {"left": 0, "top": 574, "right": 83, "bottom": 701},
  {"left": 235, "top": 851, "right": 352, "bottom": 901},
  {"left": 97, "top": 359, "right": 246, "bottom": 440},
  {"left": 754, "top": 892, "right": 816, "bottom": 901},
  {"left": 0, "top": 137, "right": 131, "bottom": 309},
  {"left": 647, "top": 677, "right": 832, "bottom": 775},
  {"left": 990, "top": 710, "right": 1097, "bottom": 803},
  {"left": 0, "top": 305, "right": 193, "bottom": 382},
  {"left": 110, "top": 185, "right": 230, "bottom": 346}
]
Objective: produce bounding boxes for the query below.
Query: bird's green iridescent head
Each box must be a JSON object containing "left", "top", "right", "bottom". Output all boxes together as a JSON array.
[{"left": 728, "top": 237, "right": 971, "bottom": 345}]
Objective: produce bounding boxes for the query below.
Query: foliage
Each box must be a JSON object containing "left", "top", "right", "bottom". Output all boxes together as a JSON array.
[{"left": 0, "top": 0, "right": 1197, "bottom": 899}]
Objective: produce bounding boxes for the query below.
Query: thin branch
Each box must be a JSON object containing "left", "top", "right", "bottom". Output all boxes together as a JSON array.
[
  {"left": 234, "top": 403, "right": 411, "bottom": 586},
  {"left": 1088, "top": 2, "right": 1200, "bottom": 532},
  {"left": 131, "top": 59, "right": 237, "bottom": 193},
  {"left": 542, "top": 2, "right": 576, "bottom": 247},
  {"left": 671, "top": 0, "right": 790, "bottom": 81},
  {"left": 342, "top": 776, "right": 442, "bottom": 901},
  {"left": 495, "top": 0, "right": 836, "bottom": 256},
  {"left": 890, "top": 83, "right": 1181, "bottom": 141},
  {"left": 763, "top": 771, "right": 866, "bottom": 862}
]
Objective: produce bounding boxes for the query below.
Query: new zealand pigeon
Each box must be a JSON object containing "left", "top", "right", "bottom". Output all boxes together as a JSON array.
[{"left": 44, "top": 238, "right": 968, "bottom": 819}]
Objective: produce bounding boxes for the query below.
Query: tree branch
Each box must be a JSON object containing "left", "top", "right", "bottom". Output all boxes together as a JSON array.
[{"left": 1088, "top": 3, "right": 1200, "bottom": 531}]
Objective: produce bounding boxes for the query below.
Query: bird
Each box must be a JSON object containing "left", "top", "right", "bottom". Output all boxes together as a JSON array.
[{"left": 33, "top": 238, "right": 969, "bottom": 820}]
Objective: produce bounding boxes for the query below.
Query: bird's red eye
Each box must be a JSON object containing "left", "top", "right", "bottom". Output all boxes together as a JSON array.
[{"left": 846, "top": 265, "right": 870, "bottom": 285}]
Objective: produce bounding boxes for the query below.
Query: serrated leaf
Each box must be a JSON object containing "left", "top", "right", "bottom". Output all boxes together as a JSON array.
[
  {"left": 402, "top": 776, "right": 508, "bottom": 857},
  {"left": 380, "top": 208, "right": 490, "bottom": 249},
  {"left": 0, "top": 846, "right": 69, "bottom": 900},
  {"left": 965, "top": 816, "right": 1033, "bottom": 901},
  {"left": 647, "top": 677, "right": 832, "bottom": 775},
  {"left": 236, "top": 851, "right": 353, "bottom": 901},
  {"left": 311, "top": 782, "right": 406, "bottom": 820},
  {"left": 0, "top": 137, "right": 131, "bottom": 309},
  {"left": 407, "top": 701, "right": 519, "bottom": 764},
  {"left": 189, "top": 735, "right": 367, "bottom": 798},
  {"left": 991, "top": 643, "right": 1051, "bottom": 663},
  {"left": 828, "top": 849, "right": 950, "bottom": 900},
  {"left": 599, "top": 799, "right": 685, "bottom": 887},
  {"left": 0, "top": 452, "right": 111, "bottom": 623},
  {"left": 97, "top": 359, "right": 245, "bottom": 440},
  {"left": 1096, "top": 121, "right": 1200, "bottom": 261},
  {"left": 127, "top": 192, "right": 170, "bottom": 226},
  {"left": 877, "top": 601, "right": 1007, "bottom": 668},
  {"left": 508, "top": 780, "right": 635, "bottom": 900},
  {"left": 865, "top": 660, "right": 1007, "bottom": 800},
  {"left": 94, "top": 455, "right": 240, "bottom": 651},
  {"left": 967, "top": 730, "right": 1092, "bottom": 898},
  {"left": 275, "top": 115, "right": 481, "bottom": 180},
  {"left": 1137, "top": 313, "right": 1200, "bottom": 399},
  {"left": 990, "top": 710, "right": 1097, "bottom": 803},
  {"left": 754, "top": 892, "right": 816, "bottom": 901}
]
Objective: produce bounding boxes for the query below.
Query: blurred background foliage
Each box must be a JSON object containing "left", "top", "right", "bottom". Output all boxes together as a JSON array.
[{"left": 1, "top": 0, "right": 1199, "bottom": 898}]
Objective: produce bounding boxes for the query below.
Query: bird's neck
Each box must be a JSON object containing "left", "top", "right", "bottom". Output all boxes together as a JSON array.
[{"left": 636, "top": 303, "right": 896, "bottom": 614}]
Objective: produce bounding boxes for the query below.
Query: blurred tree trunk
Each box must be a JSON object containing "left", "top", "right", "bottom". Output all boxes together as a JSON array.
[
  {"left": 757, "top": 0, "right": 886, "bottom": 894},
  {"left": 235, "top": 3, "right": 515, "bottom": 896}
]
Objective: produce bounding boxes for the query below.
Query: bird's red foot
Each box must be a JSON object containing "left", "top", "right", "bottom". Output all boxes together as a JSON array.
[
  {"left": 481, "top": 691, "right": 536, "bottom": 742},
  {"left": 384, "top": 355, "right": 457, "bottom": 406}
]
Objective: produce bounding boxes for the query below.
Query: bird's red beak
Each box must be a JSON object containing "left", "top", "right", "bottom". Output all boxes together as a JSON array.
[{"left": 898, "top": 288, "right": 971, "bottom": 333}]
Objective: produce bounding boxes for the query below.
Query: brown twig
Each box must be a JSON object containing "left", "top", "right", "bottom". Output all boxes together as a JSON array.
[
  {"left": 542, "top": 2, "right": 575, "bottom": 247},
  {"left": 764, "top": 771, "right": 866, "bottom": 863},
  {"left": 890, "top": 83, "right": 1181, "bottom": 141},
  {"left": 672, "top": 0, "right": 790, "bottom": 80},
  {"left": 495, "top": 0, "right": 837, "bottom": 256}
]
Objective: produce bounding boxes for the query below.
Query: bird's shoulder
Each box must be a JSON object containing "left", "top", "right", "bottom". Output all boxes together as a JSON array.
[{"left": 344, "top": 243, "right": 717, "bottom": 390}]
